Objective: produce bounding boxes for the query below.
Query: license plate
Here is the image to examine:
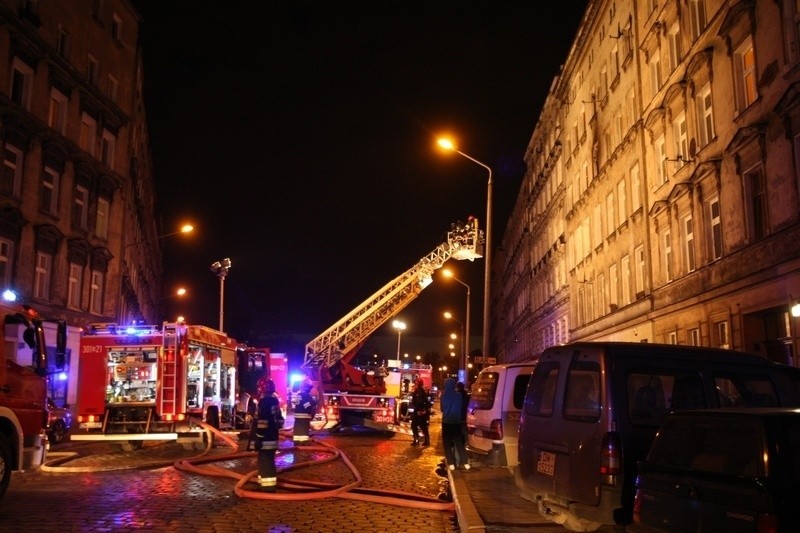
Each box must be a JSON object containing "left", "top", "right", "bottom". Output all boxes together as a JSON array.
[
  {"left": 80, "top": 422, "right": 102, "bottom": 429},
  {"left": 373, "top": 414, "right": 394, "bottom": 423},
  {"left": 537, "top": 451, "right": 556, "bottom": 476}
]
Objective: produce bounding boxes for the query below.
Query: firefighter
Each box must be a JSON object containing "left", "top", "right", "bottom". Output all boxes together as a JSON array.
[
  {"left": 292, "top": 380, "right": 317, "bottom": 445},
  {"left": 410, "top": 378, "right": 431, "bottom": 446},
  {"left": 254, "top": 377, "right": 284, "bottom": 492}
]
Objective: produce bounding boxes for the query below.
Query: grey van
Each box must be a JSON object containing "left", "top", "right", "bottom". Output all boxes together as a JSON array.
[{"left": 514, "top": 342, "right": 800, "bottom": 531}]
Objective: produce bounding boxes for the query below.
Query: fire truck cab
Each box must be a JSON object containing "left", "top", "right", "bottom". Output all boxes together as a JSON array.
[{"left": 73, "top": 322, "right": 237, "bottom": 450}]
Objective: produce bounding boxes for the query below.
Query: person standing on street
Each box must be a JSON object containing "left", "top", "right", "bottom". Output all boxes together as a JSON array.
[
  {"left": 292, "top": 380, "right": 317, "bottom": 445},
  {"left": 254, "top": 377, "right": 284, "bottom": 492},
  {"left": 440, "top": 377, "right": 470, "bottom": 470},
  {"left": 456, "top": 381, "right": 470, "bottom": 443},
  {"left": 410, "top": 378, "right": 431, "bottom": 446}
]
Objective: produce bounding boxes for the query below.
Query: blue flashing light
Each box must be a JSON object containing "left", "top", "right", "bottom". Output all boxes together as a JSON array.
[
  {"left": 57, "top": 371, "right": 68, "bottom": 381},
  {"left": 289, "top": 373, "right": 307, "bottom": 385},
  {"left": 2, "top": 289, "right": 18, "bottom": 302}
]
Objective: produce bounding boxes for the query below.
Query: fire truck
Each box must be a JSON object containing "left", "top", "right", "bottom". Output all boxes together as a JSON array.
[
  {"left": 0, "top": 294, "right": 67, "bottom": 499},
  {"left": 302, "top": 218, "right": 483, "bottom": 431},
  {"left": 72, "top": 321, "right": 237, "bottom": 450},
  {"left": 235, "top": 347, "right": 289, "bottom": 426}
]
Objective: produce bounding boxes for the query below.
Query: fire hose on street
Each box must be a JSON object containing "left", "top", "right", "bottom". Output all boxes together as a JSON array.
[{"left": 43, "top": 420, "right": 455, "bottom": 512}]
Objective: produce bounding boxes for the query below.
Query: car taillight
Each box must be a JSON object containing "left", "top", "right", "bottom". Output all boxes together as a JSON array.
[
  {"left": 488, "top": 419, "right": 503, "bottom": 440},
  {"left": 601, "top": 431, "right": 622, "bottom": 475},
  {"left": 757, "top": 513, "right": 778, "bottom": 533}
]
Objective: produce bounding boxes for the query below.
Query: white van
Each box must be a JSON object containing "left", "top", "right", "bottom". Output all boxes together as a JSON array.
[{"left": 466, "top": 362, "right": 536, "bottom": 467}]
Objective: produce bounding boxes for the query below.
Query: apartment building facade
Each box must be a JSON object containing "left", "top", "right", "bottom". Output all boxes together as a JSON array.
[
  {"left": 496, "top": 0, "right": 800, "bottom": 366},
  {"left": 0, "top": 0, "right": 164, "bottom": 335}
]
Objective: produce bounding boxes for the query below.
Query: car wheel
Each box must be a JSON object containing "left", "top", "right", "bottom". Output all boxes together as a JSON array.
[
  {"left": 0, "top": 433, "right": 12, "bottom": 499},
  {"left": 49, "top": 420, "right": 66, "bottom": 444}
]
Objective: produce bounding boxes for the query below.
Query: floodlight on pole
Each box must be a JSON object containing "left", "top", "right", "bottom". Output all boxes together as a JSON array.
[
  {"left": 437, "top": 137, "right": 492, "bottom": 359},
  {"left": 392, "top": 320, "right": 406, "bottom": 361},
  {"left": 210, "top": 258, "right": 231, "bottom": 332}
]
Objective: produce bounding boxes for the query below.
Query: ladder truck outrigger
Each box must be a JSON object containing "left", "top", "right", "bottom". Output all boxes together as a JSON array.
[{"left": 302, "top": 217, "right": 483, "bottom": 433}]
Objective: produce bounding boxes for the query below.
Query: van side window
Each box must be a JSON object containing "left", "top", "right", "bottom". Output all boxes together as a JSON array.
[
  {"left": 513, "top": 374, "right": 532, "bottom": 409},
  {"left": 628, "top": 373, "right": 670, "bottom": 425},
  {"left": 525, "top": 361, "right": 558, "bottom": 417},
  {"left": 668, "top": 374, "right": 706, "bottom": 410},
  {"left": 469, "top": 372, "right": 499, "bottom": 410},
  {"left": 714, "top": 376, "right": 778, "bottom": 407},
  {"left": 563, "top": 363, "right": 600, "bottom": 421}
]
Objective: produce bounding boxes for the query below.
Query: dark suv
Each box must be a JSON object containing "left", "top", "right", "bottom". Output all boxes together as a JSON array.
[{"left": 631, "top": 408, "right": 800, "bottom": 532}]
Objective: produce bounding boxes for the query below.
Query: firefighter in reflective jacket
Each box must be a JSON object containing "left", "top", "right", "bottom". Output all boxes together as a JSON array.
[
  {"left": 293, "top": 381, "right": 317, "bottom": 445},
  {"left": 254, "top": 377, "right": 284, "bottom": 492}
]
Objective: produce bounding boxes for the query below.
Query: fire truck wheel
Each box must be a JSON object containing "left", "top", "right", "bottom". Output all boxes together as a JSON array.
[
  {"left": 118, "top": 440, "right": 143, "bottom": 452},
  {"left": 48, "top": 420, "right": 67, "bottom": 444},
  {"left": 0, "top": 433, "right": 11, "bottom": 499}
]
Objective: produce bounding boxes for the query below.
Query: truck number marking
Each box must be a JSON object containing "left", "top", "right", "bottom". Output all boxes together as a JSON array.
[{"left": 537, "top": 451, "right": 556, "bottom": 476}]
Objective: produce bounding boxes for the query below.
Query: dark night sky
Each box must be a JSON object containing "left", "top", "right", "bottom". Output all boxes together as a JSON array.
[{"left": 133, "top": 2, "right": 588, "bottom": 348}]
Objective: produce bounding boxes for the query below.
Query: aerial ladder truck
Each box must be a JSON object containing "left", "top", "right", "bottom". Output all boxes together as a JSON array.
[{"left": 301, "top": 217, "right": 483, "bottom": 431}]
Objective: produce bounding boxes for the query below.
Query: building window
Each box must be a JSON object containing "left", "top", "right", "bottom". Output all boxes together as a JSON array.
[
  {"left": 610, "top": 263, "right": 619, "bottom": 308},
  {"left": 667, "top": 23, "right": 682, "bottom": 72},
  {"left": 1, "top": 143, "right": 23, "bottom": 198},
  {"left": 72, "top": 185, "right": 89, "bottom": 230},
  {"left": 631, "top": 162, "right": 641, "bottom": 211},
  {"left": 635, "top": 244, "right": 645, "bottom": 295},
  {"left": 696, "top": 83, "right": 715, "bottom": 147},
  {"left": 10, "top": 58, "right": 33, "bottom": 110},
  {"left": 111, "top": 13, "right": 122, "bottom": 42},
  {"left": 40, "top": 167, "right": 60, "bottom": 215},
  {"left": 715, "top": 320, "right": 730, "bottom": 349},
  {"left": 617, "top": 178, "right": 627, "bottom": 226},
  {"left": 650, "top": 51, "right": 663, "bottom": 95},
  {"left": 744, "top": 165, "right": 768, "bottom": 241},
  {"left": 57, "top": 26, "right": 71, "bottom": 58},
  {"left": 655, "top": 135, "right": 667, "bottom": 186},
  {"left": 689, "top": 0, "right": 707, "bottom": 41},
  {"left": 689, "top": 327, "right": 701, "bottom": 346},
  {"left": 707, "top": 196, "right": 722, "bottom": 260},
  {"left": 661, "top": 229, "right": 673, "bottom": 282},
  {"left": 90, "top": 269, "right": 104, "bottom": 314},
  {"left": 48, "top": 89, "right": 68, "bottom": 135},
  {"left": 67, "top": 263, "right": 82, "bottom": 309},
  {"left": 80, "top": 114, "right": 97, "bottom": 156},
  {"left": 0, "top": 239, "right": 12, "bottom": 288},
  {"left": 95, "top": 197, "right": 109, "bottom": 239},
  {"left": 597, "top": 273, "right": 606, "bottom": 316},
  {"left": 621, "top": 255, "right": 631, "bottom": 305},
  {"left": 734, "top": 36, "right": 758, "bottom": 113},
  {"left": 34, "top": 252, "right": 51, "bottom": 300},
  {"left": 668, "top": 331, "right": 678, "bottom": 344},
  {"left": 673, "top": 112, "right": 688, "bottom": 163},
  {"left": 107, "top": 74, "right": 118, "bottom": 102},
  {"left": 683, "top": 214, "right": 696, "bottom": 272},
  {"left": 101, "top": 130, "right": 116, "bottom": 170},
  {"left": 606, "top": 192, "right": 615, "bottom": 235},
  {"left": 87, "top": 54, "right": 99, "bottom": 85}
]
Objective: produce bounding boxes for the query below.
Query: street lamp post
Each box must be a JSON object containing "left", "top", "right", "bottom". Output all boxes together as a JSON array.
[
  {"left": 126, "top": 223, "right": 194, "bottom": 249},
  {"left": 444, "top": 312, "right": 465, "bottom": 374},
  {"left": 392, "top": 320, "right": 406, "bottom": 362},
  {"left": 437, "top": 138, "right": 492, "bottom": 358},
  {"left": 443, "top": 268, "right": 471, "bottom": 377},
  {"left": 210, "top": 258, "right": 231, "bottom": 332}
]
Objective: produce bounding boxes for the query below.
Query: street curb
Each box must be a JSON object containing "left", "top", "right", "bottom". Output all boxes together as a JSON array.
[{"left": 449, "top": 469, "right": 486, "bottom": 533}]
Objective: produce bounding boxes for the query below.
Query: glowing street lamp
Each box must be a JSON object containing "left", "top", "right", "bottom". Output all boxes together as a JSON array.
[
  {"left": 437, "top": 138, "right": 492, "bottom": 358},
  {"left": 392, "top": 320, "right": 406, "bottom": 361},
  {"left": 127, "top": 223, "right": 194, "bottom": 249}
]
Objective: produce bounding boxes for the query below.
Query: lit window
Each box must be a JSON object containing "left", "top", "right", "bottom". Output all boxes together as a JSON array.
[
  {"left": 95, "top": 197, "right": 109, "bottom": 239},
  {"left": 34, "top": 252, "right": 51, "bottom": 300},
  {"left": 90, "top": 270, "right": 104, "bottom": 313},
  {"left": 48, "top": 89, "right": 68, "bottom": 135},
  {"left": 79, "top": 114, "right": 97, "bottom": 156},
  {"left": 68, "top": 263, "right": 83, "bottom": 308},
  {"left": 734, "top": 36, "right": 758, "bottom": 112}
]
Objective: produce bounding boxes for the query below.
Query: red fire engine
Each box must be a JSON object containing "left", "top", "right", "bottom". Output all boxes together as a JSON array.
[
  {"left": 72, "top": 321, "right": 237, "bottom": 450},
  {"left": 0, "top": 295, "right": 66, "bottom": 499},
  {"left": 302, "top": 218, "right": 482, "bottom": 431}
]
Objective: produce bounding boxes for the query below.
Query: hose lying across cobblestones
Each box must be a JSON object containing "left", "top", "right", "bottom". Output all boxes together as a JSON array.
[{"left": 174, "top": 422, "right": 455, "bottom": 512}]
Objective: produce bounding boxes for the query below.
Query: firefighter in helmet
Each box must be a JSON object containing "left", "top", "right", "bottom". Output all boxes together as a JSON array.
[
  {"left": 410, "top": 378, "right": 431, "bottom": 446},
  {"left": 292, "top": 380, "right": 317, "bottom": 445},
  {"left": 254, "top": 377, "right": 284, "bottom": 492}
]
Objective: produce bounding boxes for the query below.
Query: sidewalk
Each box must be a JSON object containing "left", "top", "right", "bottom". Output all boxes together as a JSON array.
[{"left": 449, "top": 465, "right": 563, "bottom": 532}]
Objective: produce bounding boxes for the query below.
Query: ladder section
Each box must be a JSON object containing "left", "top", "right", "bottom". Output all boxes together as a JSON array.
[{"left": 159, "top": 324, "right": 178, "bottom": 416}]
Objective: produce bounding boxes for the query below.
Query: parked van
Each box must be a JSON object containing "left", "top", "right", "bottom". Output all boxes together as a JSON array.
[
  {"left": 514, "top": 342, "right": 800, "bottom": 531},
  {"left": 466, "top": 362, "right": 536, "bottom": 467}
]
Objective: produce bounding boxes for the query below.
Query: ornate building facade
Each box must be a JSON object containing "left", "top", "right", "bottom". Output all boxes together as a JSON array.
[
  {"left": 0, "top": 0, "right": 163, "bottom": 331},
  {"left": 496, "top": 0, "right": 800, "bottom": 366}
]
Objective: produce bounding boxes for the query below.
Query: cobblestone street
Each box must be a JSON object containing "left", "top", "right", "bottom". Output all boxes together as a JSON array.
[{"left": 1, "top": 423, "right": 458, "bottom": 532}]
